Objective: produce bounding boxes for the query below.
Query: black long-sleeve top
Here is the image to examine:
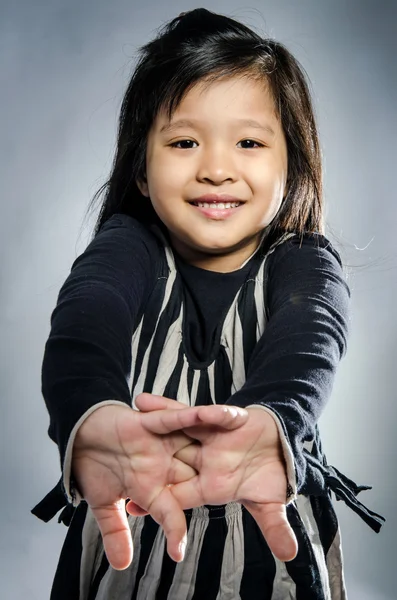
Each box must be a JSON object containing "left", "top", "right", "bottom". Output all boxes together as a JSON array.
[{"left": 35, "top": 214, "right": 384, "bottom": 532}]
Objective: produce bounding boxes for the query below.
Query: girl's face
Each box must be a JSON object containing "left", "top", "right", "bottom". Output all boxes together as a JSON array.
[{"left": 137, "top": 75, "right": 288, "bottom": 271}]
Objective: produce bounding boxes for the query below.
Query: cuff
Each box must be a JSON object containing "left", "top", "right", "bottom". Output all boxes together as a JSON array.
[
  {"left": 63, "top": 399, "right": 130, "bottom": 505},
  {"left": 245, "top": 404, "right": 297, "bottom": 504}
]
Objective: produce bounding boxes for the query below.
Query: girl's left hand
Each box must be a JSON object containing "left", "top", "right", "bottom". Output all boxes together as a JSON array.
[{"left": 134, "top": 393, "right": 298, "bottom": 563}]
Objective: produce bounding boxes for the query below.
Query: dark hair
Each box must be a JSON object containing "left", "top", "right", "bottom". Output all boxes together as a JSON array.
[{"left": 88, "top": 8, "right": 323, "bottom": 248}]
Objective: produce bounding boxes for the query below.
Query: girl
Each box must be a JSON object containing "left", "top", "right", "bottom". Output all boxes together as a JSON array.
[{"left": 33, "top": 8, "right": 385, "bottom": 600}]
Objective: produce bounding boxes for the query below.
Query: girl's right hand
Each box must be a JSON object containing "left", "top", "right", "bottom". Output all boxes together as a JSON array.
[{"left": 72, "top": 398, "right": 248, "bottom": 570}]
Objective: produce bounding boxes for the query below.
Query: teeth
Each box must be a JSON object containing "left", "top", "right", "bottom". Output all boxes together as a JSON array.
[{"left": 194, "top": 201, "right": 241, "bottom": 209}]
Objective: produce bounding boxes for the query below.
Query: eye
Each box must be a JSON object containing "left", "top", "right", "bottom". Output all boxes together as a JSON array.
[
  {"left": 237, "top": 139, "right": 265, "bottom": 149},
  {"left": 169, "top": 140, "right": 198, "bottom": 149}
]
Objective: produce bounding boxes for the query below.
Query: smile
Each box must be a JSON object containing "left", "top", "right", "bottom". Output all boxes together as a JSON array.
[
  {"left": 188, "top": 201, "right": 243, "bottom": 220},
  {"left": 191, "top": 201, "right": 242, "bottom": 209}
]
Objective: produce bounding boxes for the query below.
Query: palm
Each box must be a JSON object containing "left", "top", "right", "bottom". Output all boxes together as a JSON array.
[
  {"left": 71, "top": 400, "right": 249, "bottom": 568},
  {"left": 172, "top": 414, "right": 286, "bottom": 505},
  {"left": 135, "top": 395, "right": 298, "bottom": 562},
  {"left": 173, "top": 416, "right": 296, "bottom": 561},
  {"left": 74, "top": 410, "right": 195, "bottom": 508}
]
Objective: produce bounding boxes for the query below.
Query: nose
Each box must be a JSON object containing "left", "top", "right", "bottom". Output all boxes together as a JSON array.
[{"left": 196, "top": 145, "right": 237, "bottom": 185}]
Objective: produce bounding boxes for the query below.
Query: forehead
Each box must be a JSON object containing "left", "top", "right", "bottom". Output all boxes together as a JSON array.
[{"left": 153, "top": 75, "right": 279, "bottom": 131}]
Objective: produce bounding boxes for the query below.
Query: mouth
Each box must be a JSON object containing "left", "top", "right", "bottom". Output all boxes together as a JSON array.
[
  {"left": 190, "top": 200, "right": 242, "bottom": 209},
  {"left": 188, "top": 199, "right": 244, "bottom": 220},
  {"left": 188, "top": 194, "right": 245, "bottom": 212}
]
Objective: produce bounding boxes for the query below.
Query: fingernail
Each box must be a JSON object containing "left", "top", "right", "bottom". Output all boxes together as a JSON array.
[
  {"left": 178, "top": 537, "right": 187, "bottom": 562},
  {"left": 228, "top": 407, "right": 238, "bottom": 418},
  {"left": 236, "top": 407, "right": 248, "bottom": 417}
]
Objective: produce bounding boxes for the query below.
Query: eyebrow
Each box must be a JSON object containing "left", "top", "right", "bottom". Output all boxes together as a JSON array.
[{"left": 160, "top": 118, "right": 276, "bottom": 137}]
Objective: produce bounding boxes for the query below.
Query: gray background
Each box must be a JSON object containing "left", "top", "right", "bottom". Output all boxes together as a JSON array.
[{"left": 1, "top": 0, "right": 396, "bottom": 598}]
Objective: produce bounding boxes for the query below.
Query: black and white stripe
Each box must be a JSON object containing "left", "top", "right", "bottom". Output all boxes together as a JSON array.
[{"left": 59, "top": 230, "right": 347, "bottom": 599}]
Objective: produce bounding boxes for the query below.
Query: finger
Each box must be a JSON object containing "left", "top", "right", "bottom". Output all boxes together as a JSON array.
[
  {"left": 171, "top": 456, "right": 198, "bottom": 482},
  {"left": 195, "top": 405, "right": 248, "bottom": 431},
  {"left": 135, "top": 396, "right": 249, "bottom": 434},
  {"left": 140, "top": 405, "right": 247, "bottom": 436},
  {"left": 243, "top": 501, "right": 298, "bottom": 562},
  {"left": 170, "top": 476, "right": 207, "bottom": 509},
  {"left": 178, "top": 405, "right": 249, "bottom": 444},
  {"left": 126, "top": 500, "right": 149, "bottom": 517},
  {"left": 174, "top": 444, "right": 202, "bottom": 472},
  {"left": 148, "top": 486, "right": 189, "bottom": 562},
  {"left": 135, "top": 393, "right": 186, "bottom": 412},
  {"left": 125, "top": 453, "right": 198, "bottom": 518},
  {"left": 91, "top": 499, "right": 133, "bottom": 570}
]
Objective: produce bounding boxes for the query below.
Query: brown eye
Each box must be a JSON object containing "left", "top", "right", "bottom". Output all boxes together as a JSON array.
[
  {"left": 170, "top": 140, "right": 198, "bottom": 149},
  {"left": 237, "top": 139, "right": 264, "bottom": 149}
]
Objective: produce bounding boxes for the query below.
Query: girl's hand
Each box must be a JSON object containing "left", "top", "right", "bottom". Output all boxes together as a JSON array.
[
  {"left": 72, "top": 397, "right": 248, "bottom": 569},
  {"left": 135, "top": 394, "right": 298, "bottom": 563}
]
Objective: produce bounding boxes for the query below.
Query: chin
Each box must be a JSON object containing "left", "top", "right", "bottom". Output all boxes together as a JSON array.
[
  {"left": 188, "top": 235, "right": 234, "bottom": 251},
  {"left": 192, "top": 240, "right": 247, "bottom": 257}
]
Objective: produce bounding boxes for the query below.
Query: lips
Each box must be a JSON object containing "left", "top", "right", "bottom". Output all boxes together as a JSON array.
[
  {"left": 188, "top": 194, "right": 245, "bottom": 211},
  {"left": 188, "top": 195, "right": 243, "bottom": 220},
  {"left": 189, "top": 194, "right": 244, "bottom": 205},
  {"left": 192, "top": 200, "right": 241, "bottom": 209}
]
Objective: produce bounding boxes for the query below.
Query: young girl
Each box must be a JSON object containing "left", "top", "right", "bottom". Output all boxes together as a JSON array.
[{"left": 33, "top": 8, "right": 385, "bottom": 599}]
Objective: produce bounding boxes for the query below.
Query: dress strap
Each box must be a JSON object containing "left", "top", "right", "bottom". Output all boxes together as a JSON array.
[
  {"left": 31, "top": 478, "right": 70, "bottom": 524},
  {"left": 304, "top": 452, "right": 385, "bottom": 533},
  {"left": 149, "top": 223, "right": 176, "bottom": 274}
]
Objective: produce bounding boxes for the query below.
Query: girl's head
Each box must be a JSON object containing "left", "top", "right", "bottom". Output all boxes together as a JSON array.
[{"left": 92, "top": 8, "right": 323, "bottom": 270}]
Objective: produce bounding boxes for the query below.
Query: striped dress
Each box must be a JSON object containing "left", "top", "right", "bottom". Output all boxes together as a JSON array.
[{"left": 33, "top": 217, "right": 384, "bottom": 600}]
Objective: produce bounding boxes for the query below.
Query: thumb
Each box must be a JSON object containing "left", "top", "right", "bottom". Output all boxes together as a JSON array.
[
  {"left": 91, "top": 499, "right": 133, "bottom": 570},
  {"left": 243, "top": 501, "right": 298, "bottom": 562},
  {"left": 136, "top": 394, "right": 249, "bottom": 434},
  {"left": 135, "top": 393, "right": 186, "bottom": 412}
]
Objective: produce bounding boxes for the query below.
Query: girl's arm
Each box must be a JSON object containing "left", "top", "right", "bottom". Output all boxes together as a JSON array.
[
  {"left": 41, "top": 214, "right": 161, "bottom": 502},
  {"left": 132, "top": 235, "right": 383, "bottom": 538},
  {"left": 37, "top": 217, "right": 252, "bottom": 565},
  {"left": 227, "top": 235, "right": 350, "bottom": 502}
]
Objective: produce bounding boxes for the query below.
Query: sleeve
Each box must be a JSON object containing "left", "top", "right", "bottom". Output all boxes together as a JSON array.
[
  {"left": 226, "top": 234, "right": 350, "bottom": 501},
  {"left": 226, "top": 234, "right": 385, "bottom": 532},
  {"left": 40, "top": 214, "right": 160, "bottom": 504}
]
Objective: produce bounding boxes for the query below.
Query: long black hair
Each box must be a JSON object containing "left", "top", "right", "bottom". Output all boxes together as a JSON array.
[{"left": 88, "top": 8, "right": 323, "bottom": 248}]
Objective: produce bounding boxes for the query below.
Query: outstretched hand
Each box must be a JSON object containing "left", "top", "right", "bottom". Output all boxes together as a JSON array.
[
  {"left": 72, "top": 398, "right": 248, "bottom": 569},
  {"left": 135, "top": 394, "right": 298, "bottom": 562}
]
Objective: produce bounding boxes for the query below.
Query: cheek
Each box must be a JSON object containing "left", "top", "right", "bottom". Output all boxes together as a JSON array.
[
  {"left": 249, "top": 164, "right": 286, "bottom": 221},
  {"left": 148, "top": 171, "right": 191, "bottom": 212},
  {"left": 251, "top": 162, "right": 286, "bottom": 198},
  {"left": 148, "top": 149, "right": 186, "bottom": 187},
  {"left": 149, "top": 177, "right": 181, "bottom": 207},
  {"left": 146, "top": 172, "right": 182, "bottom": 220}
]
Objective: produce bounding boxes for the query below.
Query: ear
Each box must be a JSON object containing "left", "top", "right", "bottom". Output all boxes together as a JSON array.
[{"left": 136, "top": 176, "right": 149, "bottom": 197}]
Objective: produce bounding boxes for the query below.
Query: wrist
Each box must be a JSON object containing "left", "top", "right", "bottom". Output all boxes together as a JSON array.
[
  {"left": 74, "top": 403, "right": 132, "bottom": 449},
  {"left": 246, "top": 405, "right": 297, "bottom": 503},
  {"left": 246, "top": 406, "right": 281, "bottom": 447}
]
